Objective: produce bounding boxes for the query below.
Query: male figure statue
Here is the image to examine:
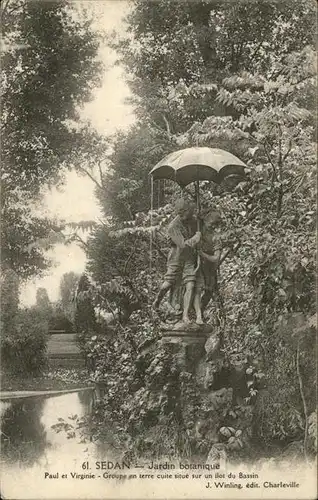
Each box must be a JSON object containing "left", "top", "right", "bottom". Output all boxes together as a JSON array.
[{"left": 153, "top": 198, "right": 201, "bottom": 318}]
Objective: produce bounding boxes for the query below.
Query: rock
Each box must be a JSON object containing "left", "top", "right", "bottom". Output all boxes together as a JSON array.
[
  {"left": 195, "top": 358, "right": 208, "bottom": 387},
  {"left": 227, "top": 436, "right": 242, "bottom": 451},
  {"left": 137, "top": 338, "right": 157, "bottom": 355},
  {"left": 207, "top": 387, "right": 233, "bottom": 410},
  {"left": 204, "top": 364, "right": 215, "bottom": 390},
  {"left": 219, "top": 426, "right": 232, "bottom": 438},
  {"left": 206, "top": 443, "right": 227, "bottom": 467},
  {"left": 161, "top": 320, "right": 211, "bottom": 333},
  {"left": 205, "top": 333, "right": 220, "bottom": 358}
]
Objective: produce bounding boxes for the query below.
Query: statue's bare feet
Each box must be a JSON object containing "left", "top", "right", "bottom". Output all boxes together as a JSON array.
[
  {"left": 182, "top": 316, "right": 191, "bottom": 324},
  {"left": 196, "top": 317, "right": 204, "bottom": 325}
]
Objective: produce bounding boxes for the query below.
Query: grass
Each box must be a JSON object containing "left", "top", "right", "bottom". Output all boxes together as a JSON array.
[{"left": 47, "top": 333, "right": 81, "bottom": 355}]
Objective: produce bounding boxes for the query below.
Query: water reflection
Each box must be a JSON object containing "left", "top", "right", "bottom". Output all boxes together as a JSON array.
[
  {"left": 0, "top": 390, "right": 124, "bottom": 499},
  {"left": 77, "top": 387, "right": 94, "bottom": 410},
  {"left": 0, "top": 391, "right": 95, "bottom": 470},
  {"left": 1, "top": 398, "right": 49, "bottom": 467}
]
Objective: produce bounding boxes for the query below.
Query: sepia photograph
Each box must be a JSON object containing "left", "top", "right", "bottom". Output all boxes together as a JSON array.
[{"left": 0, "top": 0, "right": 317, "bottom": 499}]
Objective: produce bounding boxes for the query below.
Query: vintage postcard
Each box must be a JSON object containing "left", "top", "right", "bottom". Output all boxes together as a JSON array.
[{"left": 0, "top": 0, "right": 317, "bottom": 499}]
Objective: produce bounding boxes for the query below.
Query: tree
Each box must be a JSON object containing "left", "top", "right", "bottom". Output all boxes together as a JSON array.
[
  {"left": 1, "top": 306, "right": 49, "bottom": 376},
  {"left": 116, "top": 0, "right": 314, "bottom": 131},
  {"left": 1, "top": 0, "right": 102, "bottom": 195},
  {"left": 59, "top": 271, "right": 80, "bottom": 320},
  {"left": 1, "top": 0, "right": 104, "bottom": 278},
  {"left": 95, "top": 0, "right": 315, "bottom": 223},
  {"left": 48, "top": 307, "right": 74, "bottom": 332},
  {"left": 0, "top": 196, "right": 63, "bottom": 278},
  {"left": 181, "top": 45, "right": 316, "bottom": 449},
  {"left": 74, "top": 273, "right": 97, "bottom": 334},
  {"left": 1, "top": 277, "right": 49, "bottom": 377},
  {"left": 0, "top": 268, "right": 20, "bottom": 336},
  {"left": 35, "top": 287, "right": 52, "bottom": 319},
  {"left": 96, "top": 125, "right": 176, "bottom": 221}
]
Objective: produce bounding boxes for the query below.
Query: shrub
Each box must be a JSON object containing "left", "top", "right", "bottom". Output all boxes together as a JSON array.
[{"left": 1, "top": 308, "right": 48, "bottom": 376}]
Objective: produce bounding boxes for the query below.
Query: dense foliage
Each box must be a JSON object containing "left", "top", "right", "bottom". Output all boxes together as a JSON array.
[
  {"left": 1, "top": 0, "right": 104, "bottom": 278},
  {"left": 1, "top": 270, "right": 48, "bottom": 376},
  {"left": 0, "top": 0, "right": 105, "bottom": 382},
  {"left": 0, "top": 274, "right": 76, "bottom": 378},
  {"left": 76, "top": 0, "right": 317, "bottom": 463},
  {"left": 97, "top": 0, "right": 315, "bottom": 221},
  {"left": 1, "top": 308, "right": 48, "bottom": 377},
  {"left": 2, "top": 0, "right": 315, "bottom": 464}
]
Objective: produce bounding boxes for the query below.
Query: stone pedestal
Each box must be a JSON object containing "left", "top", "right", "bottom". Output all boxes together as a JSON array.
[{"left": 159, "top": 321, "right": 213, "bottom": 373}]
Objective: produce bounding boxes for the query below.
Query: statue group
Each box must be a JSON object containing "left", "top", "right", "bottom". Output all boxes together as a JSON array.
[{"left": 153, "top": 198, "right": 222, "bottom": 325}]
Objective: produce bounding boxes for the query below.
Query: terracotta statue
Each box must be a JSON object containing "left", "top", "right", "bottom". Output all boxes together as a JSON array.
[
  {"left": 153, "top": 198, "right": 224, "bottom": 326},
  {"left": 153, "top": 198, "right": 201, "bottom": 321},
  {"left": 176, "top": 210, "right": 221, "bottom": 324},
  {"left": 194, "top": 210, "right": 222, "bottom": 323}
]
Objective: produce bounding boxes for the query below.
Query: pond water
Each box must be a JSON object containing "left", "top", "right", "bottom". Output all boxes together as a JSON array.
[
  {"left": 1, "top": 391, "right": 316, "bottom": 500},
  {"left": 0, "top": 390, "right": 120, "bottom": 499}
]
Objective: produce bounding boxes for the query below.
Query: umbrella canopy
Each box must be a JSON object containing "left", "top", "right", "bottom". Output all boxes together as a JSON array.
[{"left": 150, "top": 147, "right": 247, "bottom": 187}]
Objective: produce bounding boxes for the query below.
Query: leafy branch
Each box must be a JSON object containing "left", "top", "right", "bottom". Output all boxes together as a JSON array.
[{"left": 76, "top": 164, "right": 103, "bottom": 191}]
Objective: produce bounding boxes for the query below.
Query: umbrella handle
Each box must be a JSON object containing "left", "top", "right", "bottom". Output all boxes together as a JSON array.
[
  {"left": 195, "top": 178, "right": 201, "bottom": 231},
  {"left": 195, "top": 177, "right": 201, "bottom": 273}
]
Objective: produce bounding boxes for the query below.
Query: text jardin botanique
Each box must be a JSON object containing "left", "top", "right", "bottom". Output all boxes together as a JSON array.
[{"left": 94, "top": 461, "right": 220, "bottom": 471}]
